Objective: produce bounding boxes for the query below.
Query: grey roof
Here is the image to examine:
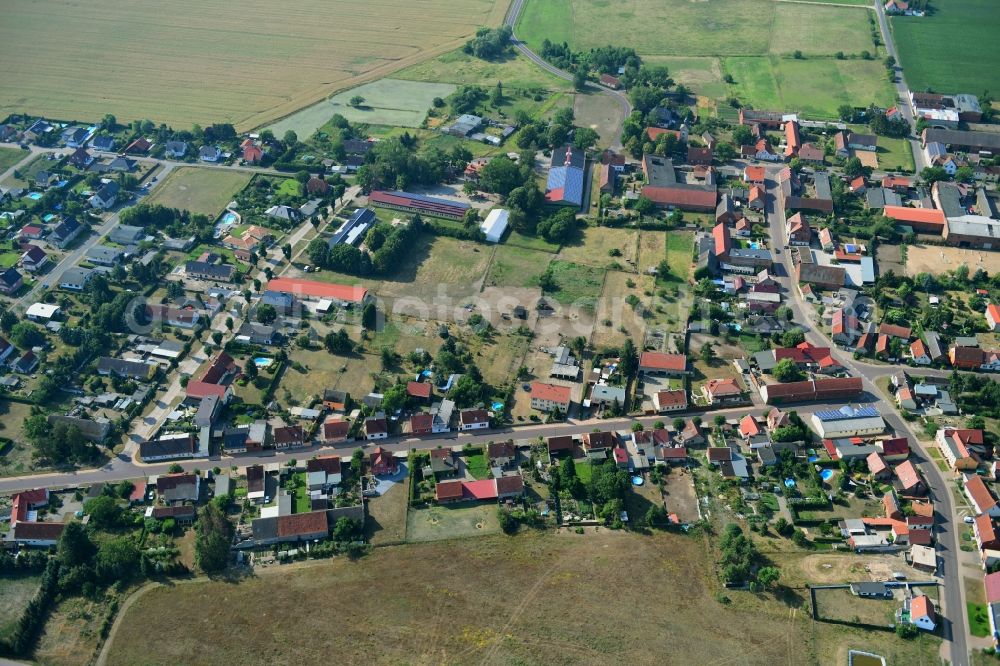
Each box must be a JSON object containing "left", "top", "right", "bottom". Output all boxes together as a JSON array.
[
  {"left": 947, "top": 215, "right": 1000, "bottom": 240},
  {"left": 140, "top": 435, "right": 195, "bottom": 460},
  {"left": 643, "top": 155, "right": 677, "bottom": 187},
  {"left": 47, "top": 414, "right": 111, "bottom": 441},
  {"left": 729, "top": 247, "right": 773, "bottom": 261},
  {"left": 108, "top": 156, "right": 135, "bottom": 172},
  {"left": 110, "top": 224, "right": 143, "bottom": 243},
  {"left": 813, "top": 172, "right": 832, "bottom": 201},
  {"left": 935, "top": 182, "right": 965, "bottom": 217},
  {"left": 924, "top": 128, "right": 1000, "bottom": 152},
  {"left": 97, "top": 356, "right": 153, "bottom": 378},
  {"left": 91, "top": 135, "right": 115, "bottom": 150},
  {"left": 60, "top": 267, "right": 93, "bottom": 286},
  {"left": 165, "top": 140, "right": 187, "bottom": 154},
  {"left": 199, "top": 145, "right": 221, "bottom": 158},
  {"left": 195, "top": 395, "right": 220, "bottom": 427},
  {"left": 53, "top": 216, "right": 81, "bottom": 239},
  {"left": 977, "top": 188, "right": 998, "bottom": 219},
  {"left": 86, "top": 244, "right": 123, "bottom": 264},
  {"left": 924, "top": 331, "right": 943, "bottom": 359},
  {"left": 185, "top": 260, "right": 235, "bottom": 280},
  {"left": 262, "top": 290, "right": 294, "bottom": 309}
]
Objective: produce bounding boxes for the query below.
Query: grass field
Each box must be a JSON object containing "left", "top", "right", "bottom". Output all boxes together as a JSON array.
[
  {"left": 105, "top": 530, "right": 943, "bottom": 666},
  {"left": 544, "top": 260, "right": 606, "bottom": 307},
  {"left": 485, "top": 244, "right": 554, "bottom": 289},
  {"left": 574, "top": 92, "right": 624, "bottom": 150},
  {"left": 891, "top": 0, "right": 1000, "bottom": 97},
  {"left": 378, "top": 235, "right": 492, "bottom": 302},
  {"left": 145, "top": 168, "right": 251, "bottom": 217},
  {"left": 468, "top": 333, "right": 530, "bottom": 387},
  {"left": 405, "top": 502, "right": 500, "bottom": 542},
  {"left": 642, "top": 56, "right": 729, "bottom": 101},
  {"left": 875, "top": 136, "right": 915, "bottom": 173},
  {"left": 280, "top": 347, "right": 382, "bottom": 405},
  {"left": 396, "top": 49, "right": 572, "bottom": 91},
  {"left": 0, "top": 147, "right": 27, "bottom": 173},
  {"left": 593, "top": 271, "right": 653, "bottom": 348},
  {"left": 666, "top": 231, "right": 695, "bottom": 281},
  {"left": 558, "top": 227, "right": 638, "bottom": 268},
  {"left": 517, "top": 0, "right": 872, "bottom": 57},
  {"left": 0, "top": 0, "right": 507, "bottom": 130},
  {"left": 365, "top": 479, "right": 409, "bottom": 545},
  {"left": 0, "top": 576, "right": 40, "bottom": 642},
  {"left": 724, "top": 56, "right": 894, "bottom": 120},
  {"left": 271, "top": 79, "right": 457, "bottom": 138},
  {"left": 0, "top": 400, "right": 40, "bottom": 475},
  {"left": 813, "top": 588, "right": 896, "bottom": 627}
]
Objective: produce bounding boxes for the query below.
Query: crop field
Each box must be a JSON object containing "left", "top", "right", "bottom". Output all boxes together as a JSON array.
[
  {"left": 145, "top": 168, "right": 251, "bottom": 217},
  {"left": 104, "top": 530, "right": 942, "bottom": 666},
  {"left": 724, "top": 56, "right": 894, "bottom": 120},
  {"left": 517, "top": 0, "right": 872, "bottom": 57},
  {"left": 270, "top": 79, "right": 457, "bottom": 138},
  {"left": 485, "top": 244, "right": 554, "bottom": 289},
  {"left": 0, "top": 0, "right": 506, "bottom": 130},
  {"left": 396, "top": 49, "right": 572, "bottom": 91},
  {"left": 891, "top": 0, "right": 1000, "bottom": 97}
]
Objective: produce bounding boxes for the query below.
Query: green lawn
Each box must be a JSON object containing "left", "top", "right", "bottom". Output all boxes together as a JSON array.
[
  {"left": 969, "top": 602, "right": 991, "bottom": 638},
  {"left": 665, "top": 231, "right": 694, "bottom": 282},
  {"left": 465, "top": 450, "right": 489, "bottom": 480},
  {"left": 506, "top": 230, "right": 560, "bottom": 253},
  {"left": 724, "top": 56, "right": 894, "bottom": 120},
  {"left": 892, "top": 0, "right": 1000, "bottom": 97},
  {"left": 876, "top": 136, "right": 915, "bottom": 173},
  {"left": 276, "top": 178, "right": 302, "bottom": 198},
  {"left": 517, "top": 0, "right": 872, "bottom": 57},
  {"left": 641, "top": 56, "right": 729, "bottom": 100},
  {"left": 543, "top": 260, "right": 605, "bottom": 308},
  {"left": 288, "top": 472, "right": 312, "bottom": 514},
  {"left": 485, "top": 244, "right": 553, "bottom": 289},
  {"left": 575, "top": 460, "right": 593, "bottom": 485},
  {"left": 146, "top": 167, "right": 251, "bottom": 217},
  {"left": 0, "top": 252, "right": 20, "bottom": 268},
  {"left": 0, "top": 147, "right": 27, "bottom": 173}
]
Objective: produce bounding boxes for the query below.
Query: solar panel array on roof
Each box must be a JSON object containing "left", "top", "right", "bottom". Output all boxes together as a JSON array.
[
  {"left": 814, "top": 405, "right": 880, "bottom": 421},
  {"left": 546, "top": 166, "right": 584, "bottom": 206}
]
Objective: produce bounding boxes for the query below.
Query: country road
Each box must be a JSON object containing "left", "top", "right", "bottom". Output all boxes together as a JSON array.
[{"left": 503, "top": 0, "right": 632, "bottom": 150}]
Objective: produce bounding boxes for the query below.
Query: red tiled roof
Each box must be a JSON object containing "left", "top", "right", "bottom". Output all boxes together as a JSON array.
[
  {"left": 910, "top": 595, "right": 934, "bottom": 622},
  {"left": 708, "top": 447, "right": 732, "bottom": 462},
  {"left": 273, "top": 425, "right": 304, "bottom": 445},
  {"left": 410, "top": 413, "right": 433, "bottom": 431},
  {"left": 895, "top": 460, "right": 921, "bottom": 491},
  {"left": 882, "top": 206, "right": 946, "bottom": 227},
  {"left": 988, "top": 303, "right": 1000, "bottom": 324},
  {"left": 128, "top": 481, "right": 147, "bottom": 502},
  {"left": 186, "top": 381, "right": 229, "bottom": 400},
  {"left": 435, "top": 480, "right": 465, "bottom": 501},
  {"left": 739, "top": 415, "right": 761, "bottom": 437},
  {"left": 547, "top": 435, "right": 574, "bottom": 452},
  {"left": 640, "top": 352, "right": 687, "bottom": 372},
  {"left": 985, "top": 571, "right": 1000, "bottom": 604},
  {"left": 406, "top": 381, "right": 432, "bottom": 398},
  {"left": 880, "top": 437, "right": 909, "bottom": 457},
  {"left": 277, "top": 511, "right": 328, "bottom": 538},
  {"left": 911, "top": 501, "right": 934, "bottom": 518},
  {"left": 266, "top": 278, "right": 368, "bottom": 303},
  {"left": 654, "top": 390, "right": 687, "bottom": 408},
  {"left": 463, "top": 479, "right": 499, "bottom": 500},
  {"left": 744, "top": 165, "right": 766, "bottom": 182},
  {"left": 911, "top": 339, "right": 928, "bottom": 359},
  {"left": 530, "top": 381, "right": 571, "bottom": 404},
  {"left": 322, "top": 419, "right": 349, "bottom": 440},
  {"left": 13, "top": 521, "right": 65, "bottom": 541},
  {"left": 712, "top": 222, "right": 732, "bottom": 257},
  {"left": 646, "top": 127, "right": 681, "bottom": 142},
  {"left": 307, "top": 455, "right": 342, "bottom": 474},
  {"left": 495, "top": 475, "right": 524, "bottom": 496},
  {"left": 879, "top": 323, "right": 912, "bottom": 339},
  {"left": 612, "top": 447, "right": 628, "bottom": 464},
  {"left": 966, "top": 474, "right": 997, "bottom": 513},
  {"left": 641, "top": 186, "right": 717, "bottom": 210},
  {"left": 706, "top": 378, "right": 741, "bottom": 397},
  {"left": 460, "top": 409, "right": 489, "bottom": 426},
  {"left": 867, "top": 451, "right": 888, "bottom": 475}
]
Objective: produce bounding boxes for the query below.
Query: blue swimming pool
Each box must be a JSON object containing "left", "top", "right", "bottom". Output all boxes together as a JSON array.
[
  {"left": 27, "top": 192, "right": 42, "bottom": 200},
  {"left": 784, "top": 478, "right": 796, "bottom": 488},
  {"left": 42, "top": 213, "right": 55, "bottom": 222},
  {"left": 491, "top": 402, "right": 504, "bottom": 411},
  {"left": 222, "top": 211, "right": 238, "bottom": 224},
  {"left": 632, "top": 476, "right": 644, "bottom": 486},
  {"left": 253, "top": 357, "right": 274, "bottom": 368},
  {"left": 820, "top": 469, "right": 834, "bottom": 481}
]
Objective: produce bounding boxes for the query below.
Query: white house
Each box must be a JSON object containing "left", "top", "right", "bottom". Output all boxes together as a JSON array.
[
  {"left": 459, "top": 408, "right": 490, "bottom": 431},
  {"left": 199, "top": 145, "right": 222, "bottom": 162},
  {"left": 987, "top": 304, "right": 1000, "bottom": 332},
  {"left": 480, "top": 208, "right": 509, "bottom": 243},
  {"left": 25, "top": 302, "right": 60, "bottom": 322},
  {"left": 909, "top": 595, "right": 936, "bottom": 632},
  {"left": 810, "top": 405, "right": 886, "bottom": 439}
]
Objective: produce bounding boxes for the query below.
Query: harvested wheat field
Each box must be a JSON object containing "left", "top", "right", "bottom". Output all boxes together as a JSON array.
[
  {"left": 104, "top": 530, "right": 939, "bottom": 665},
  {"left": 0, "top": 0, "right": 508, "bottom": 129}
]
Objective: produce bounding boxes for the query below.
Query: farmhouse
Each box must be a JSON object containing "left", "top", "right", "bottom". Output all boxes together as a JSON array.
[
  {"left": 529, "top": 381, "right": 571, "bottom": 413},
  {"left": 640, "top": 154, "right": 717, "bottom": 212},
  {"left": 638, "top": 351, "right": 688, "bottom": 376},
  {"left": 936, "top": 428, "right": 984, "bottom": 470},
  {"left": 369, "top": 190, "right": 470, "bottom": 220}
]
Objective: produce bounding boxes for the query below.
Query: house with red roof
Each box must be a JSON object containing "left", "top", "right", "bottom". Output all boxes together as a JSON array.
[
  {"left": 895, "top": 460, "right": 926, "bottom": 496},
  {"left": 966, "top": 474, "right": 1000, "bottom": 517},
  {"left": 406, "top": 381, "right": 432, "bottom": 403},
  {"left": 529, "top": 381, "right": 571, "bottom": 413},
  {"left": 986, "top": 304, "right": 1000, "bottom": 332},
  {"left": 653, "top": 389, "right": 687, "bottom": 413},
  {"left": 369, "top": 446, "right": 397, "bottom": 475},
  {"left": 266, "top": 277, "right": 369, "bottom": 305},
  {"left": 243, "top": 144, "right": 264, "bottom": 164},
  {"left": 878, "top": 436, "right": 909, "bottom": 462},
  {"left": 739, "top": 414, "right": 762, "bottom": 439},
  {"left": 882, "top": 206, "right": 946, "bottom": 234},
  {"left": 849, "top": 176, "right": 867, "bottom": 194},
  {"left": 867, "top": 451, "right": 891, "bottom": 480},
  {"left": 951, "top": 345, "right": 984, "bottom": 370},
  {"left": 975, "top": 514, "right": 1000, "bottom": 551},
  {"left": 459, "top": 408, "right": 490, "bottom": 431},
  {"left": 639, "top": 351, "right": 688, "bottom": 376},
  {"left": 705, "top": 378, "right": 744, "bottom": 405},
  {"left": 409, "top": 413, "right": 434, "bottom": 435},
  {"left": 185, "top": 380, "right": 231, "bottom": 403},
  {"left": 322, "top": 418, "right": 350, "bottom": 444},
  {"left": 744, "top": 165, "right": 766, "bottom": 185},
  {"left": 909, "top": 339, "right": 932, "bottom": 365},
  {"left": 364, "top": 416, "right": 389, "bottom": 441},
  {"left": 883, "top": 491, "right": 903, "bottom": 520},
  {"left": 787, "top": 212, "right": 811, "bottom": 246},
  {"left": 936, "top": 428, "right": 983, "bottom": 470},
  {"left": 878, "top": 323, "right": 912, "bottom": 340},
  {"left": 908, "top": 595, "right": 936, "bottom": 631}
]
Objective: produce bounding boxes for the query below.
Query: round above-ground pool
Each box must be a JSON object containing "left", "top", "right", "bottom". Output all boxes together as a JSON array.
[
  {"left": 820, "top": 469, "right": 834, "bottom": 481},
  {"left": 784, "top": 478, "right": 796, "bottom": 488},
  {"left": 492, "top": 402, "right": 504, "bottom": 411},
  {"left": 253, "top": 357, "right": 274, "bottom": 368},
  {"left": 632, "top": 476, "right": 644, "bottom": 486}
]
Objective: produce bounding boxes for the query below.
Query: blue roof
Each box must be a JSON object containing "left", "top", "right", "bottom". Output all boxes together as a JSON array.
[
  {"left": 814, "top": 405, "right": 880, "bottom": 421},
  {"left": 546, "top": 165, "right": 584, "bottom": 206}
]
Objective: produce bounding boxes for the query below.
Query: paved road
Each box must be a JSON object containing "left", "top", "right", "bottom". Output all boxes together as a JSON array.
[
  {"left": 872, "top": 0, "right": 927, "bottom": 174},
  {"left": 764, "top": 166, "right": 968, "bottom": 664},
  {"left": 504, "top": 0, "right": 632, "bottom": 150}
]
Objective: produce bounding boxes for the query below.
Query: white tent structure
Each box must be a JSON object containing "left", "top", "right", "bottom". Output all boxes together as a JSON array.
[{"left": 481, "top": 208, "right": 509, "bottom": 243}]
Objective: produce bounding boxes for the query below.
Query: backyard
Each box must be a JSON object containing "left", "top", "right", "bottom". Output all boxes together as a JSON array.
[{"left": 405, "top": 502, "right": 501, "bottom": 542}]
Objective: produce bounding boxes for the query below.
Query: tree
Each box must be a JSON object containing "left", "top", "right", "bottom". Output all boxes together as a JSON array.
[
  {"left": 168, "top": 463, "right": 184, "bottom": 473},
  {"left": 10, "top": 322, "right": 44, "bottom": 349},
  {"left": 633, "top": 195, "right": 655, "bottom": 216},
  {"left": 573, "top": 68, "right": 588, "bottom": 90},
  {"left": 620, "top": 339, "right": 638, "bottom": 378},
  {"left": 731, "top": 124, "right": 753, "bottom": 146},
  {"left": 774, "top": 517, "right": 791, "bottom": 536},
  {"left": 955, "top": 165, "right": 975, "bottom": 183},
  {"left": 842, "top": 157, "right": 865, "bottom": 179},
  {"left": 324, "top": 329, "right": 353, "bottom": 355},
  {"left": 211, "top": 331, "right": 223, "bottom": 346},
  {"left": 573, "top": 127, "right": 600, "bottom": 150},
  {"left": 349, "top": 96, "right": 365, "bottom": 107},
  {"left": 362, "top": 302, "right": 377, "bottom": 330},
  {"left": 700, "top": 342, "right": 716, "bottom": 364},
  {"left": 478, "top": 156, "right": 524, "bottom": 196},
  {"left": 672, "top": 417, "right": 685, "bottom": 431},
  {"left": 256, "top": 303, "right": 277, "bottom": 325},
  {"left": 772, "top": 358, "right": 804, "bottom": 383},
  {"left": 243, "top": 359, "right": 258, "bottom": 381},
  {"left": 780, "top": 328, "right": 805, "bottom": 347},
  {"left": 896, "top": 623, "right": 918, "bottom": 639},
  {"left": 95, "top": 537, "right": 140, "bottom": 583},
  {"left": 225, "top": 316, "right": 234, "bottom": 331},
  {"left": 57, "top": 522, "right": 95, "bottom": 568},
  {"left": 84, "top": 495, "right": 123, "bottom": 529},
  {"left": 195, "top": 502, "right": 233, "bottom": 574},
  {"left": 282, "top": 130, "right": 298, "bottom": 146},
  {"left": 756, "top": 566, "right": 781, "bottom": 589}
]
